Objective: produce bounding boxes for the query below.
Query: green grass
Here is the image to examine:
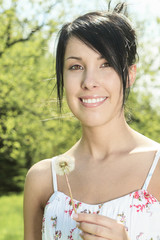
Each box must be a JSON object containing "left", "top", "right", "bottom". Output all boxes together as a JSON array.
[{"left": 0, "top": 194, "right": 23, "bottom": 240}]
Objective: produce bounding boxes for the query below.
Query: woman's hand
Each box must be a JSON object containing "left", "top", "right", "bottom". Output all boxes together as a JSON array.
[{"left": 72, "top": 213, "right": 130, "bottom": 240}]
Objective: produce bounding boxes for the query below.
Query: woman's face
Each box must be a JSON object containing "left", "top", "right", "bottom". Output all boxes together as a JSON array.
[{"left": 63, "top": 37, "right": 124, "bottom": 127}]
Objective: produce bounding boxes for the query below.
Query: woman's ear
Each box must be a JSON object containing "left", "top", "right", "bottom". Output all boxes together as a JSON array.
[{"left": 127, "top": 64, "right": 137, "bottom": 88}]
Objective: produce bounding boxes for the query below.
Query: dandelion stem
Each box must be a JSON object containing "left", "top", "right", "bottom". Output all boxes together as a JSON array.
[{"left": 64, "top": 173, "right": 77, "bottom": 214}]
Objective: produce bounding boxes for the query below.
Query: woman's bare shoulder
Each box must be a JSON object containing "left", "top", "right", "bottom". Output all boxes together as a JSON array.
[
  {"left": 24, "top": 158, "right": 54, "bottom": 207},
  {"left": 131, "top": 129, "right": 160, "bottom": 151},
  {"left": 26, "top": 159, "right": 52, "bottom": 184},
  {"left": 27, "top": 158, "right": 52, "bottom": 174}
]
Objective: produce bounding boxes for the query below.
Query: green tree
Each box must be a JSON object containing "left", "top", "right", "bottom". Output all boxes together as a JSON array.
[
  {"left": 125, "top": 9, "right": 160, "bottom": 142},
  {"left": 0, "top": 0, "right": 79, "bottom": 195}
]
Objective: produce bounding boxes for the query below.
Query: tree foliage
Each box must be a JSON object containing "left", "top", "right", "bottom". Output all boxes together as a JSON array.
[{"left": 0, "top": 0, "right": 81, "bottom": 195}]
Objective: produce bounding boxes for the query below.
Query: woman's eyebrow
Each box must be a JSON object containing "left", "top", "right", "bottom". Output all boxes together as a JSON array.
[
  {"left": 65, "top": 56, "right": 106, "bottom": 61},
  {"left": 98, "top": 55, "right": 106, "bottom": 60},
  {"left": 65, "top": 56, "right": 82, "bottom": 61}
]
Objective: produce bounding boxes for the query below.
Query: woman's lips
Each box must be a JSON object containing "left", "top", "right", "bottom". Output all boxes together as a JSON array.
[{"left": 79, "top": 96, "right": 108, "bottom": 108}]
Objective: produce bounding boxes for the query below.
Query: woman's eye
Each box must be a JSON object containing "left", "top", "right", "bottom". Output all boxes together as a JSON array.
[
  {"left": 101, "top": 62, "right": 110, "bottom": 68},
  {"left": 69, "top": 65, "right": 83, "bottom": 70}
]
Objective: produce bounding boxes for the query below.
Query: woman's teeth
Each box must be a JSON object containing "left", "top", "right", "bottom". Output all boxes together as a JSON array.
[{"left": 81, "top": 97, "right": 106, "bottom": 103}]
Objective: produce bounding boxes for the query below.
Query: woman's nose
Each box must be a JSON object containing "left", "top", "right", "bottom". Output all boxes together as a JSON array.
[{"left": 81, "top": 70, "right": 99, "bottom": 90}]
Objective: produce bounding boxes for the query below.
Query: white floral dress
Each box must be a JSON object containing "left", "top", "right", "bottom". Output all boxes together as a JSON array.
[{"left": 42, "top": 150, "right": 160, "bottom": 240}]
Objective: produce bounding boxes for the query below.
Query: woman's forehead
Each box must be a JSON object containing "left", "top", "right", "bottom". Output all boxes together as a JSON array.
[{"left": 64, "top": 37, "right": 102, "bottom": 59}]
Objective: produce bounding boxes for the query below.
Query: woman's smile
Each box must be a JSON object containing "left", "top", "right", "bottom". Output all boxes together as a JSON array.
[{"left": 79, "top": 96, "right": 108, "bottom": 108}]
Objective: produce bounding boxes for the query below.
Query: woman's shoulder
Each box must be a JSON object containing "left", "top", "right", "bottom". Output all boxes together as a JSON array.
[
  {"left": 26, "top": 158, "right": 52, "bottom": 180},
  {"left": 132, "top": 129, "right": 160, "bottom": 151},
  {"left": 24, "top": 157, "right": 56, "bottom": 207}
]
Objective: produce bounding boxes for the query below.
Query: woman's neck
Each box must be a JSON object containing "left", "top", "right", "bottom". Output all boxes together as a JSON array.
[{"left": 79, "top": 115, "right": 136, "bottom": 161}]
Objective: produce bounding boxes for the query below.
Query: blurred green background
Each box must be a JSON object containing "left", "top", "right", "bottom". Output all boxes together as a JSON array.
[{"left": 0, "top": 0, "right": 160, "bottom": 239}]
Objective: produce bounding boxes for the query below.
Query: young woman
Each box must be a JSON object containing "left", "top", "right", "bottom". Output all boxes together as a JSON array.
[{"left": 24, "top": 3, "right": 160, "bottom": 240}]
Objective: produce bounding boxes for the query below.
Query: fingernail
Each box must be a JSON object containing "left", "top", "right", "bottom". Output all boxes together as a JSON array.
[{"left": 72, "top": 213, "right": 78, "bottom": 219}]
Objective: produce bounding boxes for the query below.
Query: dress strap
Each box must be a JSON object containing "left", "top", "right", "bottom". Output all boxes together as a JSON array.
[
  {"left": 142, "top": 149, "right": 160, "bottom": 190},
  {"left": 51, "top": 157, "right": 58, "bottom": 192}
]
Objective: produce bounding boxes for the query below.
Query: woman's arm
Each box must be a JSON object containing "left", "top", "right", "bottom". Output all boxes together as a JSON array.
[{"left": 23, "top": 160, "right": 52, "bottom": 240}]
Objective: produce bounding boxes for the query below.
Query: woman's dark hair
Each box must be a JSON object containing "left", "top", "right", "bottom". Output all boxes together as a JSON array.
[{"left": 56, "top": 2, "right": 138, "bottom": 111}]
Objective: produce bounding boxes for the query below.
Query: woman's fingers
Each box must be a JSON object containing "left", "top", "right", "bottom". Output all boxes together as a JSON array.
[
  {"left": 73, "top": 213, "right": 130, "bottom": 240},
  {"left": 80, "top": 231, "right": 109, "bottom": 240},
  {"left": 78, "top": 221, "right": 112, "bottom": 239},
  {"left": 73, "top": 213, "right": 115, "bottom": 228},
  {"left": 74, "top": 213, "right": 112, "bottom": 239}
]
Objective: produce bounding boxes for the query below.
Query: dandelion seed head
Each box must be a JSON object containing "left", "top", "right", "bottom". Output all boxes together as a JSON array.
[{"left": 54, "top": 155, "right": 75, "bottom": 176}]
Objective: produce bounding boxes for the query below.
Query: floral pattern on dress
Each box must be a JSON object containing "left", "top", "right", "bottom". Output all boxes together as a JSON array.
[
  {"left": 67, "top": 227, "right": 77, "bottom": 240},
  {"left": 130, "top": 190, "right": 157, "bottom": 212},
  {"left": 136, "top": 232, "right": 144, "bottom": 239},
  {"left": 80, "top": 204, "right": 103, "bottom": 215},
  {"left": 54, "top": 230, "right": 62, "bottom": 239},
  {"left": 51, "top": 216, "right": 57, "bottom": 227},
  {"left": 64, "top": 197, "right": 82, "bottom": 216},
  {"left": 136, "top": 234, "right": 160, "bottom": 240},
  {"left": 42, "top": 217, "right": 45, "bottom": 234},
  {"left": 117, "top": 212, "right": 128, "bottom": 231}
]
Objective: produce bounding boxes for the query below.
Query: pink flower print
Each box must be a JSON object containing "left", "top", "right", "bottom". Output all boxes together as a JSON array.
[
  {"left": 117, "top": 212, "right": 128, "bottom": 231},
  {"left": 133, "top": 191, "right": 141, "bottom": 200},
  {"left": 143, "top": 191, "right": 157, "bottom": 204},
  {"left": 64, "top": 206, "right": 74, "bottom": 216},
  {"left": 41, "top": 217, "right": 45, "bottom": 233},
  {"left": 92, "top": 204, "right": 103, "bottom": 214},
  {"left": 80, "top": 204, "right": 103, "bottom": 215},
  {"left": 51, "top": 216, "right": 57, "bottom": 228},
  {"left": 54, "top": 230, "right": 62, "bottom": 239},
  {"left": 130, "top": 203, "right": 147, "bottom": 212},
  {"left": 68, "top": 199, "right": 82, "bottom": 209},
  {"left": 65, "top": 197, "right": 82, "bottom": 216},
  {"left": 136, "top": 232, "right": 144, "bottom": 239},
  {"left": 67, "top": 227, "right": 77, "bottom": 240},
  {"left": 130, "top": 190, "right": 158, "bottom": 212},
  {"left": 75, "top": 202, "right": 82, "bottom": 209},
  {"left": 66, "top": 209, "right": 74, "bottom": 216}
]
